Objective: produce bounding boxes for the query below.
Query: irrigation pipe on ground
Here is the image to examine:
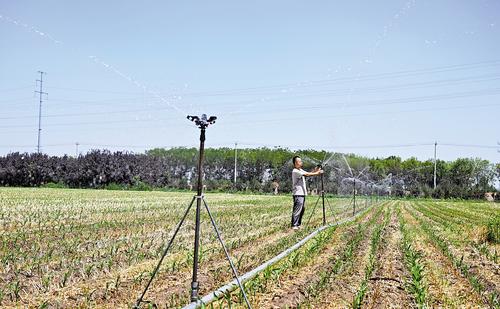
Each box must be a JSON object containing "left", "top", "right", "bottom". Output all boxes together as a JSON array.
[{"left": 182, "top": 204, "right": 375, "bottom": 309}]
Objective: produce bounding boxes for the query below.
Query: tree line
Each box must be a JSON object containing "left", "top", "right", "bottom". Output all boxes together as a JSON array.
[{"left": 0, "top": 147, "right": 498, "bottom": 200}]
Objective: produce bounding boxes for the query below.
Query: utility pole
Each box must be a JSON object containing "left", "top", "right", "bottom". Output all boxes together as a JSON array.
[
  {"left": 35, "top": 71, "right": 47, "bottom": 153},
  {"left": 234, "top": 142, "right": 238, "bottom": 184},
  {"left": 433, "top": 141, "right": 437, "bottom": 189},
  {"left": 75, "top": 142, "right": 80, "bottom": 157}
]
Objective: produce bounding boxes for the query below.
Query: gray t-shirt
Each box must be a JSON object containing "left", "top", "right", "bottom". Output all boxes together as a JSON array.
[{"left": 292, "top": 168, "right": 308, "bottom": 196}]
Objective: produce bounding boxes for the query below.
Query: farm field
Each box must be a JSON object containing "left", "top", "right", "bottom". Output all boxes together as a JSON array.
[{"left": 0, "top": 188, "right": 499, "bottom": 308}]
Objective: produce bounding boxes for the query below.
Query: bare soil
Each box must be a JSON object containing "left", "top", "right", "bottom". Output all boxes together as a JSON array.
[
  {"left": 362, "top": 209, "right": 415, "bottom": 309},
  {"left": 302, "top": 206, "right": 387, "bottom": 308}
]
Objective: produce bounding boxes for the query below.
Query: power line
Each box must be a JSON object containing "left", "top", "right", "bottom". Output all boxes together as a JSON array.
[
  {"left": 0, "top": 85, "right": 33, "bottom": 92},
  {"left": 2, "top": 62, "right": 499, "bottom": 125},
  {"left": 33, "top": 63, "right": 491, "bottom": 97},
  {"left": 0, "top": 99, "right": 498, "bottom": 131},
  {"left": 221, "top": 142, "right": 425, "bottom": 149},
  {"left": 220, "top": 101, "right": 500, "bottom": 126},
  {"left": 194, "top": 72, "right": 500, "bottom": 100},
  {"left": 0, "top": 143, "right": 181, "bottom": 149},
  {"left": 0, "top": 96, "right": 150, "bottom": 109},
  {"left": 0, "top": 118, "right": 192, "bottom": 129},
  {"left": 157, "top": 59, "right": 500, "bottom": 98},
  {"left": 230, "top": 87, "right": 500, "bottom": 115},
  {"left": 1, "top": 100, "right": 498, "bottom": 130},
  {"left": 0, "top": 143, "right": 71, "bottom": 148},
  {"left": 2, "top": 86, "right": 500, "bottom": 123},
  {"left": 1, "top": 141, "right": 498, "bottom": 151},
  {"left": 0, "top": 106, "right": 171, "bottom": 120},
  {"left": 45, "top": 86, "right": 143, "bottom": 95},
  {"left": 0, "top": 97, "right": 35, "bottom": 103},
  {"left": 439, "top": 143, "right": 500, "bottom": 149},
  {"left": 4, "top": 80, "right": 499, "bottom": 116},
  {"left": 4, "top": 59, "right": 500, "bottom": 101},
  {"left": 196, "top": 75, "right": 500, "bottom": 110},
  {"left": 226, "top": 142, "right": 500, "bottom": 153}
]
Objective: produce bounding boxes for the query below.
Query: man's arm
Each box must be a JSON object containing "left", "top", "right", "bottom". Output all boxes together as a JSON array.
[{"left": 303, "top": 168, "right": 324, "bottom": 177}]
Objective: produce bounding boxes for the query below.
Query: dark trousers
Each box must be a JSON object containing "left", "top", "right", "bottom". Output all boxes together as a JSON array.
[{"left": 292, "top": 195, "right": 306, "bottom": 227}]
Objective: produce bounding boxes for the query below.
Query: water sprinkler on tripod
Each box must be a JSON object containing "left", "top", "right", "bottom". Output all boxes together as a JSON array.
[
  {"left": 187, "top": 114, "right": 217, "bottom": 129},
  {"left": 134, "top": 114, "right": 251, "bottom": 309}
]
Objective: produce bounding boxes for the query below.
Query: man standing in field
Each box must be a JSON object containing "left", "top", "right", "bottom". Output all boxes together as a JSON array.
[{"left": 291, "top": 156, "right": 323, "bottom": 230}]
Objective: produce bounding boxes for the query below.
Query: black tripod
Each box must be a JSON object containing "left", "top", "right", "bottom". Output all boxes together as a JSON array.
[
  {"left": 305, "top": 172, "right": 337, "bottom": 227},
  {"left": 134, "top": 114, "right": 251, "bottom": 309}
]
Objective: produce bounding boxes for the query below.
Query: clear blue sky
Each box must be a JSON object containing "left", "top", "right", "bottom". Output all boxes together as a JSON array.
[{"left": 1, "top": 0, "right": 499, "bottom": 162}]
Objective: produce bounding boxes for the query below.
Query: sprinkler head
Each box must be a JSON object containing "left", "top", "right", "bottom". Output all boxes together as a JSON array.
[{"left": 187, "top": 114, "right": 217, "bottom": 129}]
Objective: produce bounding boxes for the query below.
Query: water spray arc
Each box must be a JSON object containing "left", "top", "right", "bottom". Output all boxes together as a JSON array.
[
  {"left": 0, "top": 15, "right": 188, "bottom": 119},
  {"left": 134, "top": 114, "right": 251, "bottom": 309},
  {"left": 304, "top": 161, "right": 341, "bottom": 228},
  {"left": 322, "top": 153, "right": 388, "bottom": 217}
]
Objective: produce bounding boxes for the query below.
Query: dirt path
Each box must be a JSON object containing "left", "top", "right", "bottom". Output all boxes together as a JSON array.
[{"left": 362, "top": 208, "right": 415, "bottom": 309}]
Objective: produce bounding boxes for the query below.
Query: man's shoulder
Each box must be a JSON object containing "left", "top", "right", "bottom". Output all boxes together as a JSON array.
[{"left": 292, "top": 168, "right": 306, "bottom": 175}]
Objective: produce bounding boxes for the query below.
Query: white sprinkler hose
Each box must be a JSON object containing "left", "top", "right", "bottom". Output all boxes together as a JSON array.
[{"left": 182, "top": 205, "right": 373, "bottom": 309}]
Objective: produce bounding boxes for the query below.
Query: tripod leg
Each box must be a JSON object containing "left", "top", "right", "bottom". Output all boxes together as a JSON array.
[
  {"left": 134, "top": 196, "right": 196, "bottom": 308},
  {"left": 202, "top": 198, "right": 252, "bottom": 309},
  {"left": 305, "top": 195, "right": 321, "bottom": 227},
  {"left": 325, "top": 197, "right": 338, "bottom": 223}
]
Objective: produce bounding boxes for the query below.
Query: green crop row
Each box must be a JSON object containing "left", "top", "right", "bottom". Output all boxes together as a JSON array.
[
  {"left": 396, "top": 206, "right": 429, "bottom": 308},
  {"left": 407, "top": 206, "right": 500, "bottom": 308},
  {"left": 301, "top": 204, "right": 386, "bottom": 306},
  {"left": 351, "top": 206, "right": 391, "bottom": 308}
]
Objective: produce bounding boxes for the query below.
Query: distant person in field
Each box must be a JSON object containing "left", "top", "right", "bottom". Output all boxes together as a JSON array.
[
  {"left": 271, "top": 179, "right": 279, "bottom": 195},
  {"left": 291, "top": 156, "right": 323, "bottom": 230}
]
